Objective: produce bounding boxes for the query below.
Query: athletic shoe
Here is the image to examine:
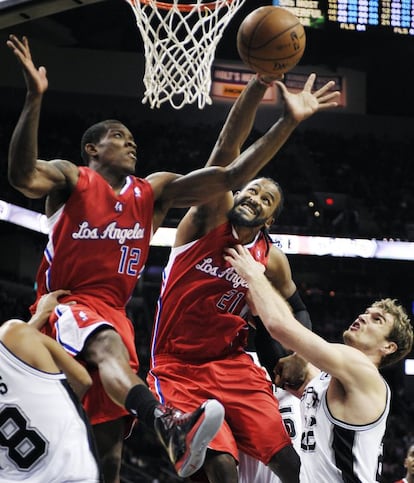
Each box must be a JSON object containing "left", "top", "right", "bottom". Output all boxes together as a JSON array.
[{"left": 154, "top": 399, "right": 225, "bottom": 477}]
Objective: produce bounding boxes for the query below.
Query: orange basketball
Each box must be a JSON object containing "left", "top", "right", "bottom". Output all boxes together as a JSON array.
[{"left": 237, "top": 6, "right": 306, "bottom": 76}]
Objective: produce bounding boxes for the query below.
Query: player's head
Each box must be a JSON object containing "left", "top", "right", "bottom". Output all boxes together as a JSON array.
[
  {"left": 228, "top": 177, "right": 284, "bottom": 229},
  {"left": 80, "top": 120, "right": 137, "bottom": 174},
  {"left": 343, "top": 298, "right": 413, "bottom": 368}
]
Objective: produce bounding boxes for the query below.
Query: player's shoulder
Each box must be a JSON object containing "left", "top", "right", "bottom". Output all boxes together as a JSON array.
[
  {"left": 0, "top": 319, "right": 30, "bottom": 343},
  {"left": 0, "top": 318, "right": 26, "bottom": 333},
  {"left": 47, "top": 158, "right": 80, "bottom": 177},
  {"left": 265, "top": 243, "right": 293, "bottom": 281},
  {"left": 268, "top": 242, "right": 288, "bottom": 260}
]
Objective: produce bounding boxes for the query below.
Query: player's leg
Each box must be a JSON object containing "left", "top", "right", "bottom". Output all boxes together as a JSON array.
[
  {"left": 203, "top": 450, "right": 238, "bottom": 483},
  {"left": 267, "top": 445, "right": 300, "bottom": 483},
  {"left": 84, "top": 328, "right": 224, "bottom": 478},
  {"left": 83, "top": 327, "right": 144, "bottom": 408},
  {"left": 213, "top": 353, "right": 299, "bottom": 483},
  {"left": 238, "top": 450, "right": 284, "bottom": 483},
  {"left": 92, "top": 418, "right": 125, "bottom": 483},
  {"left": 148, "top": 359, "right": 239, "bottom": 481}
]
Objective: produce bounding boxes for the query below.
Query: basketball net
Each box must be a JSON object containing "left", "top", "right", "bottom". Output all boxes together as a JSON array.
[{"left": 126, "top": 0, "right": 247, "bottom": 109}]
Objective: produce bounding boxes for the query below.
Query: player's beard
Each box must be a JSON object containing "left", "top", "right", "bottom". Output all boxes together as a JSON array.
[{"left": 227, "top": 204, "right": 268, "bottom": 228}]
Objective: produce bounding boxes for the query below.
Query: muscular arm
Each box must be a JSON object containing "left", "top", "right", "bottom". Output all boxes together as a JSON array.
[
  {"left": 255, "top": 246, "right": 312, "bottom": 379},
  {"left": 206, "top": 76, "right": 270, "bottom": 169},
  {"left": 149, "top": 74, "right": 340, "bottom": 231},
  {"left": 149, "top": 115, "right": 297, "bottom": 207},
  {"left": 7, "top": 35, "right": 78, "bottom": 200},
  {"left": 224, "top": 245, "right": 386, "bottom": 420},
  {"left": 175, "top": 76, "right": 273, "bottom": 244}
]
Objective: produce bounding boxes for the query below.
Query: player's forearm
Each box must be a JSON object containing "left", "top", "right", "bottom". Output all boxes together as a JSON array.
[
  {"left": 65, "top": 370, "right": 92, "bottom": 400},
  {"left": 54, "top": 349, "right": 92, "bottom": 399},
  {"left": 207, "top": 77, "right": 269, "bottom": 167},
  {"left": 27, "top": 310, "right": 49, "bottom": 330},
  {"left": 8, "top": 93, "right": 42, "bottom": 190},
  {"left": 254, "top": 317, "right": 291, "bottom": 380},
  {"left": 249, "top": 273, "right": 298, "bottom": 346},
  {"left": 226, "top": 115, "right": 298, "bottom": 187}
]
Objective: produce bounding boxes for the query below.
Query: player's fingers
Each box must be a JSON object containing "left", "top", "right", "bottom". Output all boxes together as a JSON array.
[
  {"left": 8, "top": 35, "right": 28, "bottom": 56},
  {"left": 313, "top": 80, "right": 336, "bottom": 97},
  {"left": 52, "top": 289, "right": 72, "bottom": 298},
  {"left": 303, "top": 72, "right": 316, "bottom": 91},
  {"left": 318, "top": 92, "right": 340, "bottom": 104}
]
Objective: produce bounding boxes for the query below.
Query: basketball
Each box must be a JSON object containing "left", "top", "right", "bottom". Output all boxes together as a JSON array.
[{"left": 237, "top": 6, "right": 306, "bottom": 77}]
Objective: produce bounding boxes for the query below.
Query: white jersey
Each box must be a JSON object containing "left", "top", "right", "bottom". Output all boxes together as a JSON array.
[
  {"left": 300, "top": 371, "right": 390, "bottom": 483},
  {"left": 238, "top": 353, "right": 302, "bottom": 483},
  {"left": 0, "top": 342, "right": 101, "bottom": 482}
]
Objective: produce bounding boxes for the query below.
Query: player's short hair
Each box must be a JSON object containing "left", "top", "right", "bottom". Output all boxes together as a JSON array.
[
  {"left": 376, "top": 298, "right": 413, "bottom": 368},
  {"left": 264, "top": 177, "right": 284, "bottom": 219},
  {"left": 80, "top": 119, "right": 123, "bottom": 164}
]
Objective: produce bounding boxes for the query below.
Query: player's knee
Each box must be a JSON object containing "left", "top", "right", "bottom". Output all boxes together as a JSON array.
[{"left": 84, "top": 327, "right": 128, "bottom": 366}]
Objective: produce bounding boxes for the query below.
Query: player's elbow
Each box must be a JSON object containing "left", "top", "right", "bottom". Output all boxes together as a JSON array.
[
  {"left": 82, "top": 373, "right": 93, "bottom": 391},
  {"left": 8, "top": 169, "right": 25, "bottom": 190},
  {"left": 224, "top": 164, "right": 246, "bottom": 191},
  {"left": 76, "top": 372, "right": 93, "bottom": 399},
  {"left": 8, "top": 171, "right": 45, "bottom": 199},
  {"left": 8, "top": 167, "right": 30, "bottom": 190}
]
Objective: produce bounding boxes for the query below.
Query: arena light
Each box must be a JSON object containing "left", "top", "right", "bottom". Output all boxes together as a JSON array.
[
  {"left": 405, "top": 359, "right": 414, "bottom": 376},
  {"left": 2, "top": 200, "right": 414, "bottom": 260}
]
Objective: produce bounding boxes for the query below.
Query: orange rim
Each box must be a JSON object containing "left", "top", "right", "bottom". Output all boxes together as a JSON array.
[{"left": 128, "top": 0, "right": 233, "bottom": 12}]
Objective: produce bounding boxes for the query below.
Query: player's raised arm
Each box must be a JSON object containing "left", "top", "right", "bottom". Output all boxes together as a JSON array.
[
  {"left": 152, "top": 74, "right": 340, "bottom": 210},
  {"left": 206, "top": 75, "right": 275, "bottom": 168},
  {"left": 223, "top": 245, "right": 394, "bottom": 391},
  {"left": 6, "top": 35, "right": 78, "bottom": 198}
]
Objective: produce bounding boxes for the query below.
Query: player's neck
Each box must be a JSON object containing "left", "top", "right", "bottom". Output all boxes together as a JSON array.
[
  {"left": 92, "top": 165, "right": 130, "bottom": 194},
  {"left": 233, "top": 225, "right": 261, "bottom": 245}
]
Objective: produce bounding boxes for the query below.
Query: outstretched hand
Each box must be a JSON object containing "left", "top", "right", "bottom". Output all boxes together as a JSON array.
[
  {"left": 7, "top": 35, "right": 48, "bottom": 95},
  {"left": 277, "top": 73, "right": 340, "bottom": 123},
  {"left": 224, "top": 244, "right": 265, "bottom": 281}
]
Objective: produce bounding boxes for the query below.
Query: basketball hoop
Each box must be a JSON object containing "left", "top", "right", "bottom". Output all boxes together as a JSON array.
[{"left": 126, "top": 0, "right": 247, "bottom": 109}]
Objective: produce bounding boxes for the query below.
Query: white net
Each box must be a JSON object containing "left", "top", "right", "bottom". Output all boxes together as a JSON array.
[{"left": 126, "top": 0, "right": 247, "bottom": 109}]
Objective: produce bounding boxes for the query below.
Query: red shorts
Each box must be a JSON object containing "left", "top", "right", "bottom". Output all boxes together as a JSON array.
[
  {"left": 42, "top": 294, "right": 139, "bottom": 425},
  {"left": 147, "top": 351, "right": 292, "bottom": 464}
]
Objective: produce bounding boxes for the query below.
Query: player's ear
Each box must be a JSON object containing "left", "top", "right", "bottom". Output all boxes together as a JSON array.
[
  {"left": 84, "top": 143, "right": 98, "bottom": 158},
  {"left": 264, "top": 216, "right": 275, "bottom": 229},
  {"left": 381, "top": 340, "right": 398, "bottom": 356}
]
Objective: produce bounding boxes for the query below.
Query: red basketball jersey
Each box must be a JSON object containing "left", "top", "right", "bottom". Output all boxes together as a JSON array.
[
  {"left": 151, "top": 222, "right": 271, "bottom": 363},
  {"left": 34, "top": 167, "right": 154, "bottom": 308}
]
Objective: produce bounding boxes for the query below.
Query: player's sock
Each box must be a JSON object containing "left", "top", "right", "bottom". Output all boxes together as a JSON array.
[{"left": 125, "top": 384, "right": 159, "bottom": 426}]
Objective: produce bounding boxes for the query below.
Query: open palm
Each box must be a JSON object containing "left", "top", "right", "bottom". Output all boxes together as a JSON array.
[{"left": 7, "top": 35, "right": 48, "bottom": 95}]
